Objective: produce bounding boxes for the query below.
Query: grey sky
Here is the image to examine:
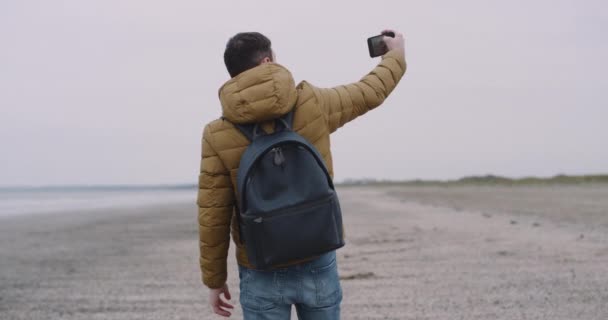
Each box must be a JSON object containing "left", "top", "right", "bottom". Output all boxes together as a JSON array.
[{"left": 1, "top": 0, "right": 606, "bottom": 186}]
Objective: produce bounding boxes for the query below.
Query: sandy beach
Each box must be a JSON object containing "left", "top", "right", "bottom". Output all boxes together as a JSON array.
[{"left": 1, "top": 185, "right": 607, "bottom": 319}]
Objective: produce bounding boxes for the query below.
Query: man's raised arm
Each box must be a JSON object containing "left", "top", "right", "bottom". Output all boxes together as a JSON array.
[{"left": 309, "top": 30, "right": 406, "bottom": 133}]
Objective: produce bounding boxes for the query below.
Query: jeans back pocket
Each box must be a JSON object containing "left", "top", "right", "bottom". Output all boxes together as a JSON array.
[
  {"left": 310, "top": 253, "right": 342, "bottom": 307},
  {"left": 239, "top": 267, "right": 281, "bottom": 311}
]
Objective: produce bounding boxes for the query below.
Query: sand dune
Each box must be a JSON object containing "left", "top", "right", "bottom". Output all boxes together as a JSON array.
[{"left": 1, "top": 186, "right": 607, "bottom": 319}]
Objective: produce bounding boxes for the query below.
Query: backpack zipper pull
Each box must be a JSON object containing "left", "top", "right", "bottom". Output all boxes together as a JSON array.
[{"left": 273, "top": 147, "right": 285, "bottom": 166}]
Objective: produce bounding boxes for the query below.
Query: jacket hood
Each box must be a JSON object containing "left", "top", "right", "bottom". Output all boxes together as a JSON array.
[{"left": 219, "top": 63, "right": 298, "bottom": 124}]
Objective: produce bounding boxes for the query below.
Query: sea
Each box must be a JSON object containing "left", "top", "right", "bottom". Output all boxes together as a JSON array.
[{"left": 0, "top": 185, "right": 197, "bottom": 216}]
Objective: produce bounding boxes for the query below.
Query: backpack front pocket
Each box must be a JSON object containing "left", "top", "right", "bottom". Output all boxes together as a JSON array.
[{"left": 242, "top": 193, "right": 344, "bottom": 269}]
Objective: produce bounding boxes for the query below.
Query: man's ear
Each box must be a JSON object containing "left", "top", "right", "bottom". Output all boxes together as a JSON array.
[{"left": 260, "top": 56, "right": 272, "bottom": 64}]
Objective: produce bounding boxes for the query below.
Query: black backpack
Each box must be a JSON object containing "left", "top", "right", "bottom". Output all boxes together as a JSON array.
[{"left": 233, "top": 110, "right": 344, "bottom": 269}]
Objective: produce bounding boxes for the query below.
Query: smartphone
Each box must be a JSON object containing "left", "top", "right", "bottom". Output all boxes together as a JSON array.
[{"left": 367, "top": 32, "right": 395, "bottom": 58}]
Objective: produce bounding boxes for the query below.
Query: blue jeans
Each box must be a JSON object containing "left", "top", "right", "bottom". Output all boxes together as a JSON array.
[{"left": 238, "top": 251, "right": 342, "bottom": 320}]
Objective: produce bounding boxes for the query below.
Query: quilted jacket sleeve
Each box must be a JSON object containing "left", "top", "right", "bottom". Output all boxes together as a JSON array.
[
  {"left": 197, "top": 125, "right": 234, "bottom": 289},
  {"left": 313, "top": 49, "right": 406, "bottom": 133}
]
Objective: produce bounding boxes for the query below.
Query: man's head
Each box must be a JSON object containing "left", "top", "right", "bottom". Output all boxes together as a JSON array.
[{"left": 224, "top": 32, "right": 274, "bottom": 78}]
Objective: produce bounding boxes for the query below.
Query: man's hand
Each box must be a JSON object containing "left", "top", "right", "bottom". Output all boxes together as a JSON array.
[
  {"left": 382, "top": 29, "right": 405, "bottom": 55},
  {"left": 209, "top": 283, "right": 234, "bottom": 317}
]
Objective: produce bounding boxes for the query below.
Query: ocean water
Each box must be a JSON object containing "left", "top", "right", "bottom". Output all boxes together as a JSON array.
[{"left": 0, "top": 186, "right": 196, "bottom": 216}]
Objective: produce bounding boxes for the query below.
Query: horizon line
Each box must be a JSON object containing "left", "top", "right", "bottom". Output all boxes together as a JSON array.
[{"left": 2, "top": 173, "right": 607, "bottom": 190}]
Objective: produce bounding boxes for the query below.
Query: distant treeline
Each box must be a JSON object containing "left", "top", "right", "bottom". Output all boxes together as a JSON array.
[
  {"left": 4, "top": 174, "right": 608, "bottom": 191},
  {"left": 339, "top": 174, "right": 608, "bottom": 186}
]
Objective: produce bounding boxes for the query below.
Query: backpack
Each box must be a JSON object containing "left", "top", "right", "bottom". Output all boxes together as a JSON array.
[{"left": 233, "top": 110, "right": 344, "bottom": 270}]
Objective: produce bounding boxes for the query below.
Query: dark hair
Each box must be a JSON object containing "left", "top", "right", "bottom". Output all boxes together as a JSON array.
[{"left": 224, "top": 32, "right": 273, "bottom": 78}]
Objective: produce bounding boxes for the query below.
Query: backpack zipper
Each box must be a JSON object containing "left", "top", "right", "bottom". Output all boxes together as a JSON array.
[{"left": 249, "top": 193, "right": 335, "bottom": 223}]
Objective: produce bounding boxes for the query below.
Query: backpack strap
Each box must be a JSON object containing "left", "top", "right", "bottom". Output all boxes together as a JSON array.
[
  {"left": 234, "top": 109, "right": 295, "bottom": 142},
  {"left": 282, "top": 109, "right": 295, "bottom": 128},
  {"left": 234, "top": 123, "right": 256, "bottom": 141}
]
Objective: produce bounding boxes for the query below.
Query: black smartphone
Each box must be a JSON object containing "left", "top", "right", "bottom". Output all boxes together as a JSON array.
[{"left": 367, "top": 32, "right": 395, "bottom": 58}]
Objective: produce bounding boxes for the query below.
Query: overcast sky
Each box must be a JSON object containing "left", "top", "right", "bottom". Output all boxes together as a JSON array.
[{"left": 1, "top": 0, "right": 606, "bottom": 186}]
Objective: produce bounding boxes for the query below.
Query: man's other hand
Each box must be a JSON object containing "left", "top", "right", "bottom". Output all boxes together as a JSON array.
[
  {"left": 209, "top": 283, "right": 234, "bottom": 317},
  {"left": 382, "top": 29, "right": 405, "bottom": 55}
]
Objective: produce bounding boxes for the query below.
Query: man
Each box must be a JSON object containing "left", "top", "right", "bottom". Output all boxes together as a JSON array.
[{"left": 198, "top": 30, "right": 406, "bottom": 319}]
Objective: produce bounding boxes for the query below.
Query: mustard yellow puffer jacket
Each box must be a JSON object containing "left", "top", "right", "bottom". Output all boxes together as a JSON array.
[{"left": 197, "top": 50, "right": 406, "bottom": 288}]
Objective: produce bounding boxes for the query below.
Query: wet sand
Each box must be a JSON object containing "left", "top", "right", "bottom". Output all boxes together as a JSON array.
[{"left": 1, "top": 185, "right": 607, "bottom": 319}]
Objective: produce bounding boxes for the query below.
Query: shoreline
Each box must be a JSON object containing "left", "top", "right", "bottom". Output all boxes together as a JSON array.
[{"left": 0, "top": 189, "right": 195, "bottom": 218}]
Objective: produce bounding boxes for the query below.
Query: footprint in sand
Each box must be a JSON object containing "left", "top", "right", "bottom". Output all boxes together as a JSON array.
[
  {"left": 497, "top": 250, "right": 514, "bottom": 257},
  {"left": 340, "top": 272, "right": 376, "bottom": 281}
]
